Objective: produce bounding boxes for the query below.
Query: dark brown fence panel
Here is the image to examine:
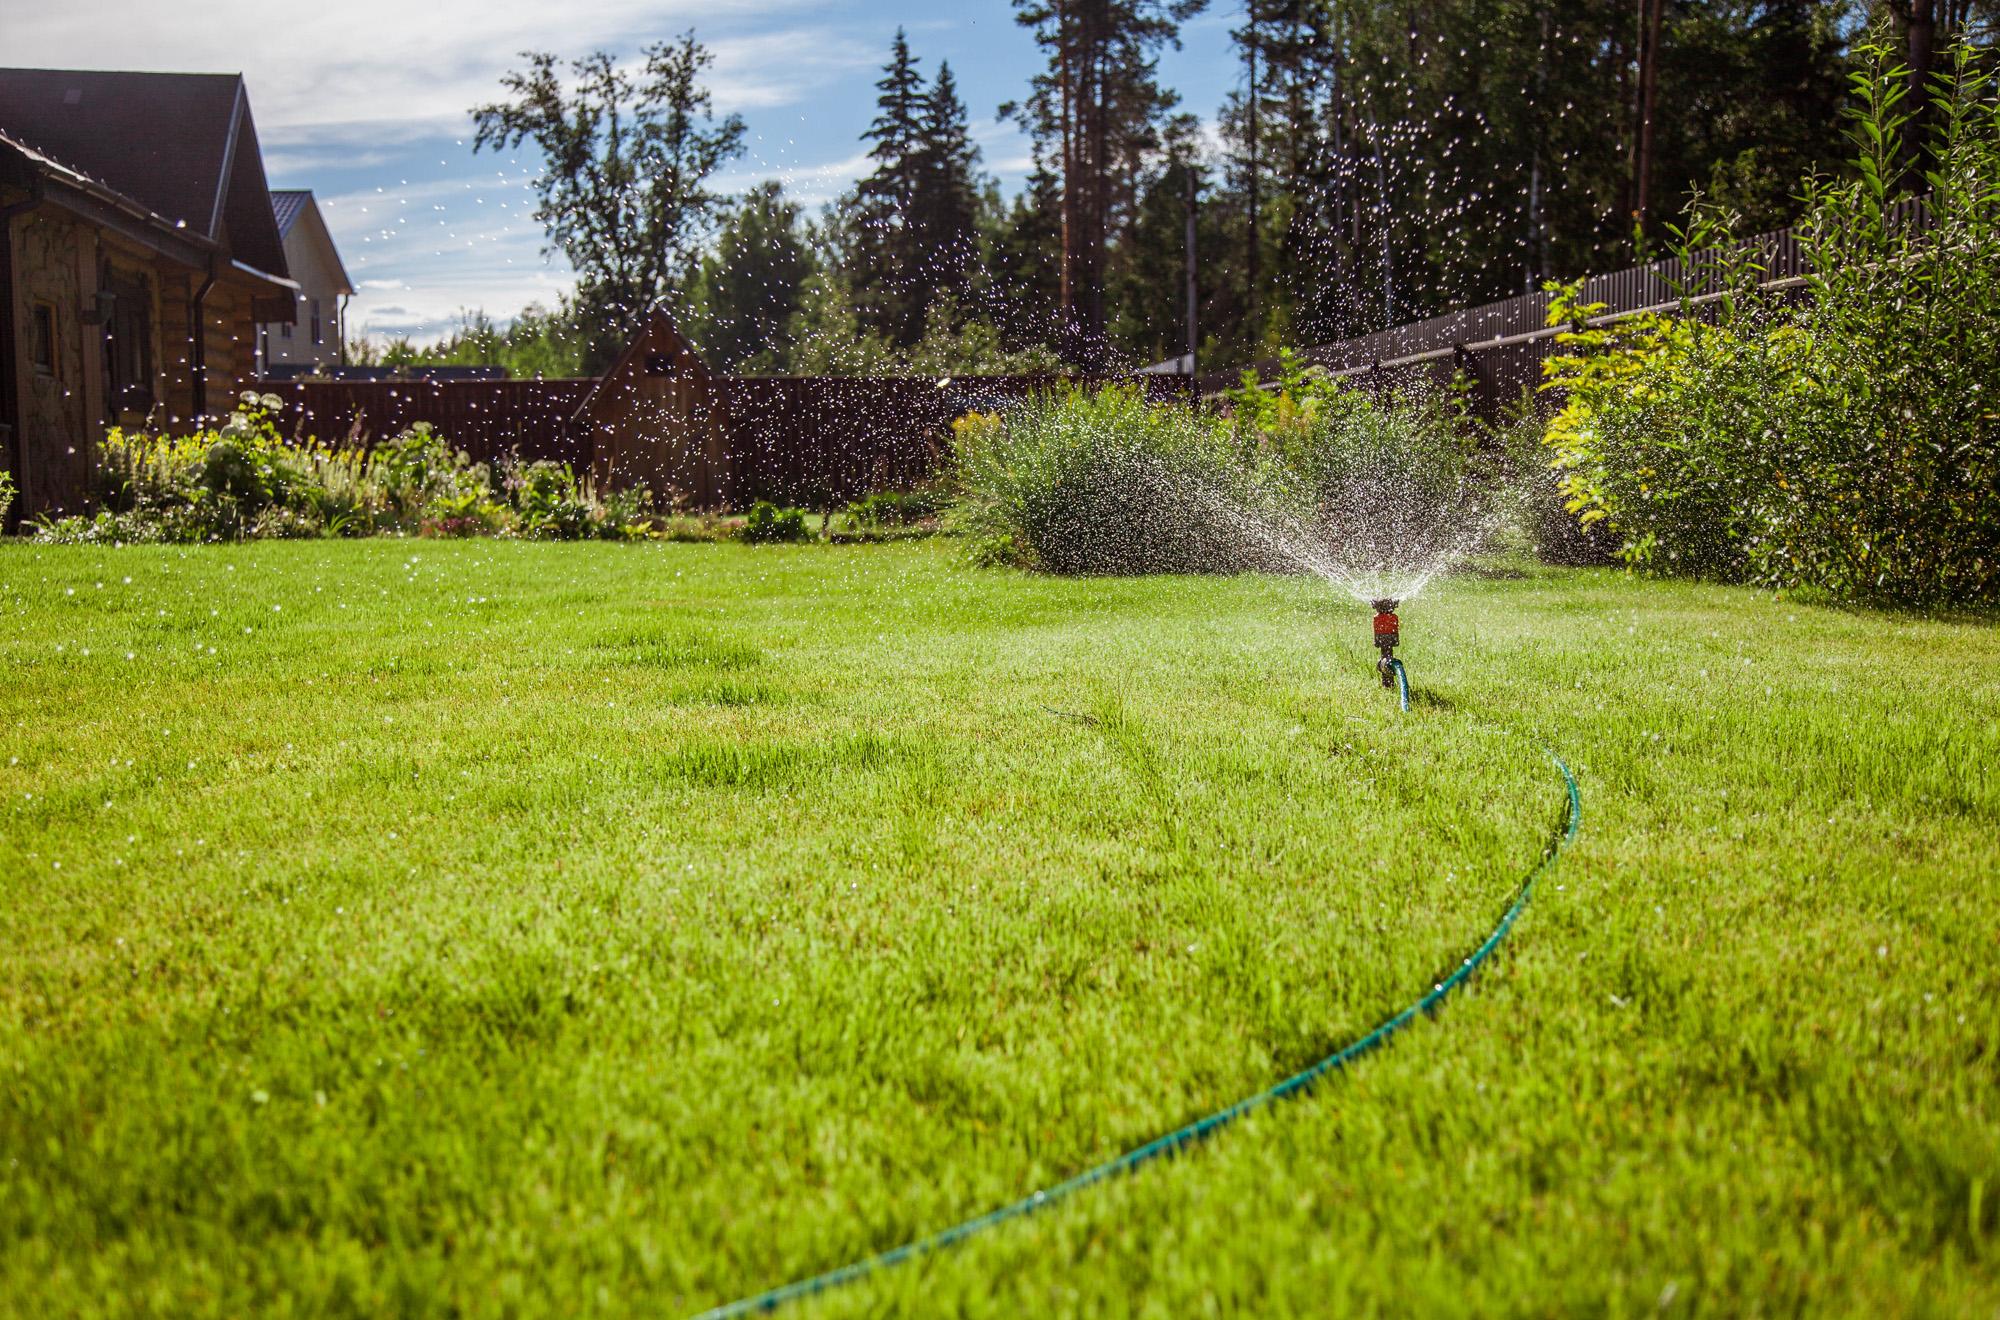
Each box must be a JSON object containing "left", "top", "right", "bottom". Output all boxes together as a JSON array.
[
  {"left": 716, "top": 375, "right": 1191, "bottom": 507},
  {"left": 256, "top": 374, "right": 1191, "bottom": 507},
  {"left": 256, "top": 379, "right": 595, "bottom": 468}
]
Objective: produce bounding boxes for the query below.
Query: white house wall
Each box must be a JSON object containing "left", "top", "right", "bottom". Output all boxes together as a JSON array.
[{"left": 258, "top": 203, "right": 347, "bottom": 371}]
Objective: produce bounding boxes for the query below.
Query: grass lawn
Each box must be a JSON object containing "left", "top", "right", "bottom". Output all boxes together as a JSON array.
[{"left": 2, "top": 538, "right": 1996, "bottom": 1317}]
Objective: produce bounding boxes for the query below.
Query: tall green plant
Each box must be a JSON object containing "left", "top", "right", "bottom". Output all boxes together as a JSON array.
[
  {"left": 37, "top": 394, "right": 652, "bottom": 545},
  {"left": 1542, "top": 33, "right": 2000, "bottom": 606}
]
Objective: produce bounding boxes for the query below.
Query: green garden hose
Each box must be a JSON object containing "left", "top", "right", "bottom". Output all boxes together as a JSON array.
[
  {"left": 1387, "top": 657, "right": 1411, "bottom": 711},
  {"left": 693, "top": 716, "right": 1580, "bottom": 1319}
]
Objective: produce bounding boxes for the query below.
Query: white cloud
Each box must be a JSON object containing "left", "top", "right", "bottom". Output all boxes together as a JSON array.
[
  {"left": 5, "top": 0, "right": 1146, "bottom": 340},
  {"left": 4, "top": 0, "right": 867, "bottom": 144}
]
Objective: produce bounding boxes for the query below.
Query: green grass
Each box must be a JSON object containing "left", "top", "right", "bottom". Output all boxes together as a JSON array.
[{"left": 1, "top": 539, "right": 1996, "bottom": 1317}]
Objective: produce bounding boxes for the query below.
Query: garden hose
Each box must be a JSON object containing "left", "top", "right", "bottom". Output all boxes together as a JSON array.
[
  {"left": 692, "top": 707, "right": 1580, "bottom": 1319},
  {"left": 1387, "top": 657, "right": 1411, "bottom": 712}
]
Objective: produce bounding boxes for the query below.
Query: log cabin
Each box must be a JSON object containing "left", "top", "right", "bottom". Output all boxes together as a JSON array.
[{"left": 0, "top": 69, "right": 297, "bottom": 521}]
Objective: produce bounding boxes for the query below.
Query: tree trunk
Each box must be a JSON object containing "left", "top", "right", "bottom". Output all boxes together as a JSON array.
[
  {"left": 1633, "top": 0, "right": 1665, "bottom": 244},
  {"left": 1245, "top": 16, "right": 1261, "bottom": 337}
]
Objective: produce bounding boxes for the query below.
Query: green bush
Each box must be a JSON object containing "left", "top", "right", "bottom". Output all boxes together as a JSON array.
[
  {"left": 844, "top": 488, "right": 944, "bottom": 529},
  {"left": 1226, "top": 351, "right": 1505, "bottom": 577},
  {"left": 952, "top": 387, "right": 1258, "bottom": 575},
  {"left": 1543, "top": 34, "right": 2000, "bottom": 606},
  {"left": 28, "top": 393, "right": 653, "bottom": 545},
  {"left": 953, "top": 370, "right": 1502, "bottom": 579},
  {"left": 1540, "top": 285, "right": 1808, "bottom": 581},
  {"left": 739, "top": 501, "right": 811, "bottom": 544}
]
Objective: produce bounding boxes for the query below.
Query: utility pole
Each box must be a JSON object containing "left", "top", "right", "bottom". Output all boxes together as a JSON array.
[
  {"left": 1184, "top": 162, "right": 1199, "bottom": 375},
  {"left": 1633, "top": 0, "right": 1664, "bottom": 244}
]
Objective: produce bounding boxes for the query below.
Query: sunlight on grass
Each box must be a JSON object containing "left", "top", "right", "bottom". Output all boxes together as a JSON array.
[{"left": 1, "top": 540, "right": 1996, "bottom": 1315}]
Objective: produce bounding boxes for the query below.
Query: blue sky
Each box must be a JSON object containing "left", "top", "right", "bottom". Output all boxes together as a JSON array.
[{"left": 7, "top": 0, "right": 1241, "bottom": 342}]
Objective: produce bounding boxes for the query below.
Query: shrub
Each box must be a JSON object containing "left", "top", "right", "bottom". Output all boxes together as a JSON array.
[
  {"left": 844, "top": 488, "right": 944, "bottom": 529},
  {"left": 953, "top": 386, "right": 1255, "bottom": 574},
  {"left": 0, "top": 468, "right": 13, "bottom": 523},
  {"left": 31, "top": 392, "right": 653, "bottom": 544},
  {"left": 508, "top": 460, "right": 596, "bottom": 539},
  {"left": 1540, "top": 283, "right": 1811, "bottom": 580},
  {"left": 1225, "top": 351, "right": 1502, "bottom": 574},
  {"left": 954, "top": 374, "right": 1509, "bottom": 578},
  {"left": 739, "top": 501, "right": 811, "bottom": 544},
  {"left": 1543, "top": 34, "right": 2000, "bottom": 605}
]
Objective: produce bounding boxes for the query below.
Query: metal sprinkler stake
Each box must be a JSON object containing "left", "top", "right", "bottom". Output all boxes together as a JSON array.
[{"left": 1371, "top": 598, "right": 1401, "bottom": 689}]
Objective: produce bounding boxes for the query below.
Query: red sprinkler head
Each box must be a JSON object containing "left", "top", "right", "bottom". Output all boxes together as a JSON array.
[{"left": 1371, "top": 598, "right": 1400, "bottom": 654}]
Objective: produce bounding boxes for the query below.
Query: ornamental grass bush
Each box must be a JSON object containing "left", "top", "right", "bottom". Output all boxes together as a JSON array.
[
  {"left": 951, "top": 367, "right": 1505, "bottom": 577},
  {"left": 951, "top": 387, "right": 1260, "bottom": 574}
]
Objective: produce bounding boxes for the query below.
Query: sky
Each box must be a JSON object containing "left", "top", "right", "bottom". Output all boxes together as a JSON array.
[{"left": 3, "top": 0, "right": 1241, "bottom": 342}]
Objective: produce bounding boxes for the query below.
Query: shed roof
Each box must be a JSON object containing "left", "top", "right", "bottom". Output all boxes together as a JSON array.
[
  {"left": 0, "top": 68, "right": 289, "bottom": 280},
  {"left": 571, "top": 305, "right": 715, "bottom": 424}
]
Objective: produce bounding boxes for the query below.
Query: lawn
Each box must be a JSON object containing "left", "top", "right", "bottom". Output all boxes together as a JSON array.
[{"left": 2, "top": 538, "right": 1996, "bottom": 1317}]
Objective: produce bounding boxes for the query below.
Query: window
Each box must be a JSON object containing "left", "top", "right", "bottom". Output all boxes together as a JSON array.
[
  {"left": 311, "top": 298, "right": 323, "bottom": 346},
  {"left": 101, "top": 269, "right": 155, "bottom": 414},
  {"left": 30, "top": 303, "right": 57, "bottom": 377},
  {"left": 281, "top": 316, "right": 293, "bottom": 340}
]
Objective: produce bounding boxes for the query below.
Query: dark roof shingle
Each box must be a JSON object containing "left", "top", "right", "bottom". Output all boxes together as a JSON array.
[
  {"left": 270, "top": 187, "right": 312, "bottom": 237},
  {"left": 0, "top": 68, "right": 288, "bottom": 278}
]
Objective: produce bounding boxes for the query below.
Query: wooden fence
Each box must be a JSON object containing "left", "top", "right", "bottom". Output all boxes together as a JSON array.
[
  {"left": 258, "top": 378, "right": 593, "bottom": 468},
  {"left": 1209, "top": 198, "right": 1932, "bottom": 422},
  {"left": 254, "top": 371, "right": 1188, "bottom": 508},
  {"left": 720, "top": 375, "right": 1190, "bottom": 506}
]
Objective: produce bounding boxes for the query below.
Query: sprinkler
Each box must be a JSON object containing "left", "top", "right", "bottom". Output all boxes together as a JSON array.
[
  {"left": 1371, "top": 598, "right": 1400, "bottom": 686},
  {"left": 1371, "top": 598, "right": 1410, "bottom": 711}
]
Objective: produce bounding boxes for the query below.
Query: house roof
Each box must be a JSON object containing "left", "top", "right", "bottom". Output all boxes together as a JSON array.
[
  {"left": 0, "top": 68, "right": 289, "bottom": 280},
  {"left": 0, "top": 126, "right": 297, "bottom": 311},
  {"left": 267, "top": 188, "right": 354, "bottom": 298},
  {"left": 271, "top": 188, "right": 313, "bottom": 237}
]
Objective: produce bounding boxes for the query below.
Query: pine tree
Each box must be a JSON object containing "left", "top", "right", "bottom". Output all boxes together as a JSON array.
[
  {"left": 1109, "top": 130, "right": 1209, "bottom": 366},
  {"left": 911, "top": 62, "right": 984, "bottom": 302},
  {"left": 988, "top": 163, "right": 1066, "bottom": 354},
  {"left": 689, "top": 182, "right": 820, "bottom": 372},
  {"left": 863, "top": 29, "right": 927, "bottom": 214},
  {"left": 1006, "top": 0, "right": 1208, "bottom": 368},
  {"left": 851, "top": 29, "right": 931, "bottom": 344}
]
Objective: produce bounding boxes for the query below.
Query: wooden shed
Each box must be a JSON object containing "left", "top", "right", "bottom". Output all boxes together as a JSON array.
[{"left": 571, "top": 306, "right": 730, "bottom": 509}]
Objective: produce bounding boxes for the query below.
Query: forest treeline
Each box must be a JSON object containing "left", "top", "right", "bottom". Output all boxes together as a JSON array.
[{"left": 354, "top": 1, "right": 1996, "bottom": 378}]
